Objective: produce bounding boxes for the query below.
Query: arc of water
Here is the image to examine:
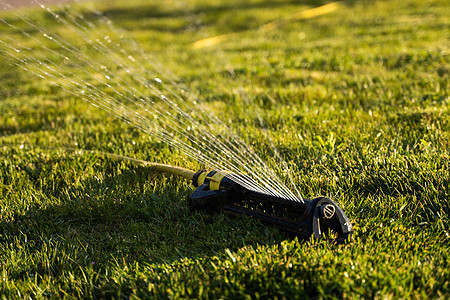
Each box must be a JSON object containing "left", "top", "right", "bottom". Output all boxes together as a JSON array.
[
  {"left": 36, "top": 2, "right": 299, "bottom": 200},
  {"left": 0, "top": 1, "right": 303, "bottom": 201}
]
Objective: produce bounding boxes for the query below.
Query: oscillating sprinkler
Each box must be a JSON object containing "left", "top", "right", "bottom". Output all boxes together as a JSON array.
[{"left": 189, "top": 170, "right": 352, "bottom": 244}]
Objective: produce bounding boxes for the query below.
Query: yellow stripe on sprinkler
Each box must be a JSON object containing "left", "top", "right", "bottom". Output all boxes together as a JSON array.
[{"left": 195, "top": 170, "right": 227, "bottom": 191}]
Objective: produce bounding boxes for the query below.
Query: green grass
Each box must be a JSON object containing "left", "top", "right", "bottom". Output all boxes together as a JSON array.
[{"left": 0, "top": 0, "right": 449, "bottom": 298}]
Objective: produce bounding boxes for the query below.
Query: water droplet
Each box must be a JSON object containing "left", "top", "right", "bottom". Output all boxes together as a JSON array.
[{"left": 19, "top": 144, "right": 24, "bottom": 149}]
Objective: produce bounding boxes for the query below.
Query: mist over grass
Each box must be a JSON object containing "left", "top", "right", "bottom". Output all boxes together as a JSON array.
[{"left": 0, "top": 0, "right": 448, "bottom": 298}]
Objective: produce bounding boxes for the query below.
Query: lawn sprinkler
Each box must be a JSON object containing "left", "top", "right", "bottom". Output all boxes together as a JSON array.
[
  {"left": 189, "top": 170, "right": 352, "bottom": 244},
  {"left": 122, "top": 155, "right": 352, "bottom": 244}
]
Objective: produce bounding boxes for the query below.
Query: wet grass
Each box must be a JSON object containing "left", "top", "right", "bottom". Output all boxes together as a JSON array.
[{"left": 0, "top": 0, "right": 449, "bottom": 298}]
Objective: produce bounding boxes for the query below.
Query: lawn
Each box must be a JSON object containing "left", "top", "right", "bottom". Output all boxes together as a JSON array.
[{"left": 0, "top": 0, "right": 449, "bottom": 298}]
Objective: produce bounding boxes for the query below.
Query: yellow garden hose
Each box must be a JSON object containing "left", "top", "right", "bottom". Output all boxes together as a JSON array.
[{"left": 1, "top": 143, "right": 195, "bottom": 180}]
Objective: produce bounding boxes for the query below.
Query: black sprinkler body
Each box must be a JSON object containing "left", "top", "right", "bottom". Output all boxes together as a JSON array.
[{"left": 190, "top": 170, "right": 352, "bottom": 244}]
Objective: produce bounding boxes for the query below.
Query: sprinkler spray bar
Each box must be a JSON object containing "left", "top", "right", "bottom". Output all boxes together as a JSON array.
[{"left": 190, "top": 170, "right": 352, "bottom": 244}]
